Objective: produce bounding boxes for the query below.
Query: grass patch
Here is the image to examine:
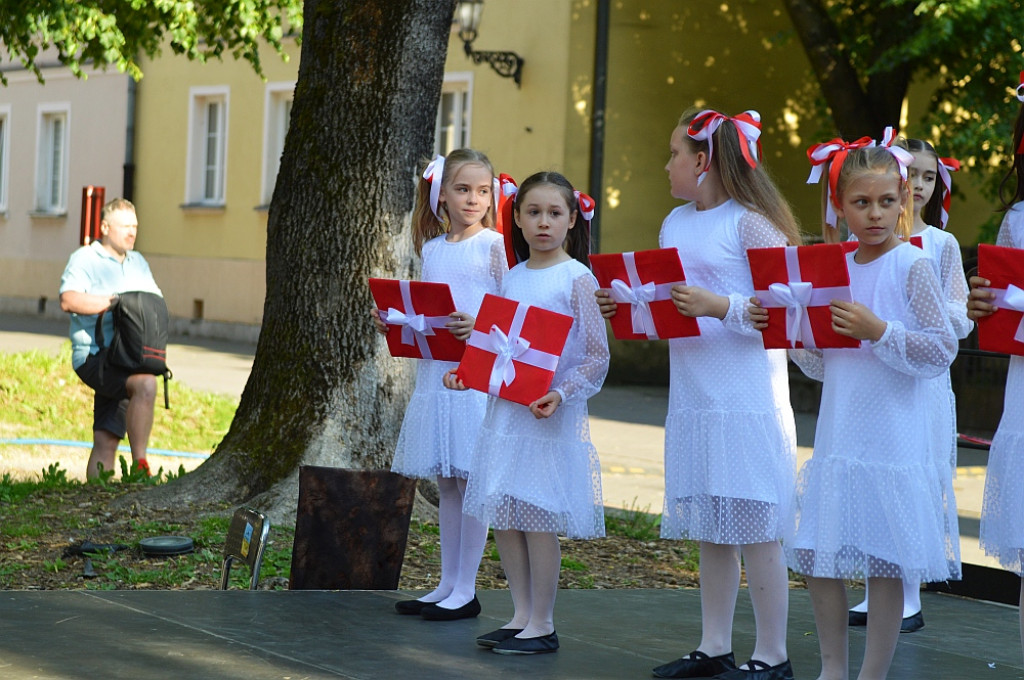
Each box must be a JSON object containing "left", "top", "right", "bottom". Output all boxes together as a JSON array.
[
  {"left": 0, "top": 344, "right": 236, "bottom": 456},
  {"left": 605, "top": 499, "right": 662, "bottom": 541}
]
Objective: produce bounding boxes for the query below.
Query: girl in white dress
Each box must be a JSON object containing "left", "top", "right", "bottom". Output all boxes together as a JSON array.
[
  {"left": 767, "top": 144, "right": 958, "bottom": 680},
  {"left": 446, "top": 171, "right": 609, "bottom": 655},
  {"left": 598, "top": 108, "right": 802, "bottom": 680},
  {"left": 848, "top": 138, "right": 971, "bottom": 632},
  {"left": 373, "top": 149, "right": 507, "bottom": 620},
  {"left": 973, "top": 81, "right": 1024, "bottom": 665}
]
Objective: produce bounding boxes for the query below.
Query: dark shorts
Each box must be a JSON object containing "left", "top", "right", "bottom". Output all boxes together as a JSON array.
[{"left": 74, "top": 350, "right": 132, "bottom": 439}]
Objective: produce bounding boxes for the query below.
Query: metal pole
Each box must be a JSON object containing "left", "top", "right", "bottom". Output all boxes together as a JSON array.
[{"left": 587, "top": 0, "right": 610, "bottom": 254}]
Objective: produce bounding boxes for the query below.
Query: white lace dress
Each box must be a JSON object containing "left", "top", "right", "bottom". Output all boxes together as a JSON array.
[
  {"left": 390, "top": 229, "right": 506, "bottom": 480},
  {"left": 659, "top": 200, "right": 797, "bottom": 545},
  {"left": 916, "top": 225, "right": 972, "bottom": 568},
  {"left": 788, "top": 244, "right": 959, "bottom": 582},
  {"left": 463, "top": 259, "right": 610, "bottom": 539},
  {"left": 980, "top": 204, "right": 1024, "bottom": 575}
]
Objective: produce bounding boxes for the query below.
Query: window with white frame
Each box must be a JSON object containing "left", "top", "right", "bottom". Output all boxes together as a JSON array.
[
  {"left": 186, "top": 87, "right": 229, "bottom": 206},
  {"left": 35, "top": 105, "right": 70, "bottom": 214},
  {"left": 0, "top": 106, "right": 10, "bottom": 213},
  {"left": 261, "top": 82, "right": 295, "bottom": 205},
  {"left": 434, "top": 73, "right": 472, "bottom": 156}
]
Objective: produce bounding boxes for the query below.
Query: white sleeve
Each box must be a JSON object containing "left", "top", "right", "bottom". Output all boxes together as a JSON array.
[
  {"left": 552, "top": 273, "right": 610, "bottom": 405},
  {"left": 937, "top": 236, "right": 972, "bottom": 339},
  {"left": 788, "top": 348, "right": 824, "bottom": 381},
  {"left": 488, "top": 236, "right": 508, "bottom": 292},
  {"left": 870, "top": 258, "right": 958, "bottom": 378},
  {"left": 722, "top": 210, "right": 789, "bottom": 336}
]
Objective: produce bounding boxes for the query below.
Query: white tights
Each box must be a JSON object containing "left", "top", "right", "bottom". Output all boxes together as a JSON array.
[
  {"left": 419, "top": 475, "right": 488, "bottom": 609},
  {"left": 694, "top": 541, "right": 789, "bottom": 668},
  {"left": 493, "top": 529, "right": 560, "bottom": 638}
]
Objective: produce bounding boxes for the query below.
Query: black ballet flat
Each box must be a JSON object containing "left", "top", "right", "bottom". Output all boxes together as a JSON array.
[
  {"left": 492, "top": 631, "right": 559, "bottom": 655},
  {"left": 419, "top": 596, "right": 481, "bottom": 621},
  {"left": 476, "top": 627, "right": 524, "bottom": 648},
  {"left": 901, "top": 610, "right": 924, "bottom": 633},
  {"left": 848, "top": 609, "right": 867, "bottom": 626},
  {"left": 652, "top": 650, "right": 737, "bottom": 678},
  {"left": 713, "top": 658, "right": 795, "bottom": 680},
  {"left": 394, "top": 598, "right": 432, "bottom": 615}
]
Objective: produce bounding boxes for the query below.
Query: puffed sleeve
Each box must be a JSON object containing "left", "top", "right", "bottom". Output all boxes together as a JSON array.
[
  {"left": 871, "top": 258, "right": 958, "bottom": 378},
  {"left": 552, "top": 273, "right": 610, "bottom": 406},
  {"left": 937, "top": 235, "right": 972, "bottom": 340},
  {"left": 721, "top": 210, "right": 789, "bottom": 336}
]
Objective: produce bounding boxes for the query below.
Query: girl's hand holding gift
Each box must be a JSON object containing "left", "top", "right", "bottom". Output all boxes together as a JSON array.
[
  {"left": 528, "top": 390, "right": 562, "bottom": 419},
  {"left": 370, "top": 306, "right": 388, "bottom": 334},
  {"left": 670, "top": 284, "right": 729, "bottom": 319},
  {"left": 442, "top": 368, "right": 468, "bottom": 391},
  {"left": 594, "top": 288, "right": 618, "bottom": 319},
  {"left": 829, "top": 299, "right": 886, "bottom": 342},
  {"left": 747, "top": 296, "right": 769, "bottom": 330},
  {"left": 445, "top": 312, "right": 476, "bottom": 341},
  {"left": 967, "top": 276, "right": 996, "bottom": 321}
]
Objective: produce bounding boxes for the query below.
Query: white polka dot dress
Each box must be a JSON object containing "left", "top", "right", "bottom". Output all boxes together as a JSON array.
[
  {"left": 463, "top": 259, "right": 610, "bottom": 539},
  {"left": 390, "top": 229, "right": 506, "bottom": 480},
  {"left": 788, "top": 244, "right": 959, "bottom": 582},
  {"left": 916, "top": 225, "right": 973, "bottom": 570},
  {"left": 659, "top": 200, "right": 798, "bottom": 545},
  {"left": 980, "top": 204, "right": 1024, "bottom": 575}
]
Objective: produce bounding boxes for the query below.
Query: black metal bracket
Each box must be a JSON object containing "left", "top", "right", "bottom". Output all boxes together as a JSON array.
[{"left": 463, "top": 41, "right": 523, "bottom": 87}]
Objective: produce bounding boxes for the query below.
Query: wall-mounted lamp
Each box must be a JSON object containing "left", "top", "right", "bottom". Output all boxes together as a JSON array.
[{"left": 454, "top": 0, "right": 524, "bottom": 87}]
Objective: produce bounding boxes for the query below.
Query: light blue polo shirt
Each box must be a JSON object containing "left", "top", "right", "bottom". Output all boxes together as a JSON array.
[{"left": 59, "top": 241, "right": 163, "bottom": 369}]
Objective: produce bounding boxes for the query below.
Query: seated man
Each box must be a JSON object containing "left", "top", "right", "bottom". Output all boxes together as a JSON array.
[{"left": 59, "top": 198, "right": 164, "bottom": 479}]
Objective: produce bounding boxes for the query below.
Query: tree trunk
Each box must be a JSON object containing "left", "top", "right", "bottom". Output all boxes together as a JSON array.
[{"left": 139, "top": 0, "right": 457, "bottom": 521}]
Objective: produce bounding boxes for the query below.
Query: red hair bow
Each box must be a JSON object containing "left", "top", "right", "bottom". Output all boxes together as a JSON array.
[
  {"left": 937, "top": 157, "right": 960, "bottom": 230},
  {"left": 687, "top": 109, "right": 762, "bottom": 185},
  {"left": 574, "top": 190, "right": 596, "bottom": 224},
  {"left": 805, "top": 136, "right": 874, "bottom": 227},
  {"left": 497, "top": 174, "right": 520, "bottom": 267}
]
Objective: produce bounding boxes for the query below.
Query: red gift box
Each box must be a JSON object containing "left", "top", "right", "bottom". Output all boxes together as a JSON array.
[
  {"left": 841, "top": 235, "right": 922, "bottom": 253},
  {"left": 747, "top": 243, "right": 858, "bottom": 349},
  {"left": 368, "top": 278, "right": 464, "bottom": 361},
  {"left": 456, "top": 293, "right": 573, "bottom": 406},
  {"left": 977, "top": 243, "right": 1024, "bottom": 356},
  {"left": 589, "top": 248, "right": 700, "bottom": 340}
]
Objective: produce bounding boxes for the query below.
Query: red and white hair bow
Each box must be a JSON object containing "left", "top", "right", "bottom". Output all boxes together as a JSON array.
[
  {"left": 498, "top": 174, "right": 521, "bottom": 267},
  {"left": 805, "top": 136, "right": 874, "bottom": 228},
  {"left": 687, "top": 109, "right": 762, "bottom": 185},
  {"left": 937, "top": 157, "right": 960, "bottom": 230},
  {"left": 574, "top": 190, "right": 596, "bottom": 226},
  {"left": 876, "top": 126, "right": 915, "bottom": 181},
  {"left": 1016, "top": 72, "right": 1024, "bottom": 155},
  {"left": 422, "top": 155, "right": 446, "bottom": 220}
]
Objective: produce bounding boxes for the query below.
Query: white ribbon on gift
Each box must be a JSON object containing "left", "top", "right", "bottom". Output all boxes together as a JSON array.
[
  {"left": 990, "top": 283, "right": 1024, "bottom": 344},
  {"left": 466, "top": 303, "right": 561, "bottom": 397},
  {"left": 378, "top": 280, "right": 451, "bottom": 359},
  {"left": 753, "top": 246, "right": 849, "bottom": 348},
  {"left": 608, "top": 252, "right": 682, "bottom": 339}
]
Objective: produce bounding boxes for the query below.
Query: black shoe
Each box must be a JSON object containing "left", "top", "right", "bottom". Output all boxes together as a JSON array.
[
  {"left": 713, "top": 659, "right": 795, "bottom": 680},
  {"left": 419, "top": 596, "right": 481, "bottom": 621},
  {"left": 848, "top": 609, "right": 867, "bottom": 626},
  {"left": 476, "top": 628, "right": 524, "bottom": 648},
  {"left": 492, "top": 631, "right": 559, "bottom": 655},
  {"left": 652, "top": 651, "right": 737, "bottom": 678},
  {"left": 900, "top": 610, "right": 924, "bottom": 633},
  {"left": 394, "top": 598, "right": 432, "bottom": 615}
]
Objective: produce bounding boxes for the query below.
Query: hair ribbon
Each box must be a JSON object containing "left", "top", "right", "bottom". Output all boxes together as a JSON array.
[
  {"left": 687, "top": 109, "right": 762, "bottom": 185},
  {"left": 574, "top": 190, "right": 596, "bottom": 226},
  {"left": 876, "top": 126, "right": 915, "bottom": 181},
  {"left": 937, "top": 157, "right": 960, "bottom": 230},
  {"left": 805, "top": 136, "right": 874, "bottom": 228},
  {"left": 422, "top": 155, "right": 446, "bottom": 220}
]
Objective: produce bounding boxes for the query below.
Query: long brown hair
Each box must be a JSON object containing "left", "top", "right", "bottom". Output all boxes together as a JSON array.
[
  {"left": 998, "top": 101, "right": 1024, "bottom": 210},
  {"left": 678, "top": 107, "right": 804, "bottom": 246},
  {"left": 902, "top": 138, "right": 944, "bottom": 228},
  {"left": 411, "top": 148, "right": 496, "bottom": 255}
]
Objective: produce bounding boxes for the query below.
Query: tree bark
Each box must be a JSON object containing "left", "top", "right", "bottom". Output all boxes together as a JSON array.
[{"left": 139, "top": 0, "right": 457, "bottom": 521}]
